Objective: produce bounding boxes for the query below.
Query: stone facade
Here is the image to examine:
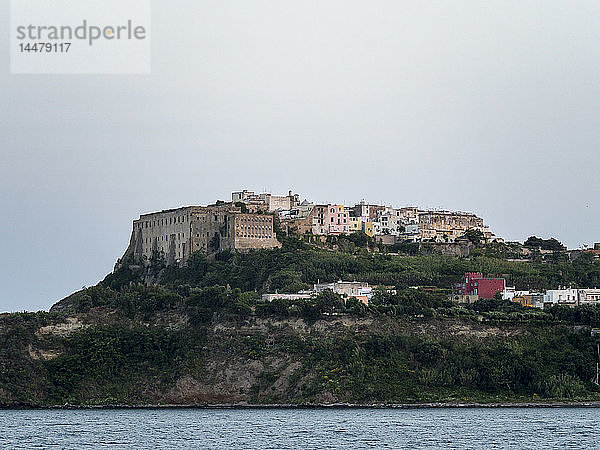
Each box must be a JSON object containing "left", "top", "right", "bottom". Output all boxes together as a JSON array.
[
  {"left": 226, "top": 213, "right": 280, "bottom": 251},
  {"left": 279, "top": 202, "right": 315, "bottom": 235},
  {"left": 417, "top": 210, "right": 491, "bottom": 242},
  {"left": 122, "top": 204, "right": 280, "bottom": 266},
  {"left": 311, "top": 205, "right": 329, "bottom": 235}
]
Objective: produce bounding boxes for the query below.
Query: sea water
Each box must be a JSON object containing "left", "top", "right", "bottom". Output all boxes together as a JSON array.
[{"left": 0, "top": 407, "right": 596, "bottom": 449}]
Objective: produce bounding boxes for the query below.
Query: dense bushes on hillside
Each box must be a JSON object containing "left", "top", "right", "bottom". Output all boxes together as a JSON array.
[
  {"left": 104, "top": 241, "right": 600, "bottom": 296},
  {"left": 292, "top": 326, "right": 598, "bottom": 403},
  {"left": 49, "top": 240, "right": 593, "bottom": 325}
]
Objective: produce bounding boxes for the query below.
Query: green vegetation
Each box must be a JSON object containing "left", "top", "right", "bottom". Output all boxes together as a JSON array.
[
  {"left": 286, "top": 325, "right": 598, "bottom": 404},
  {"left": 107, "top": 238, "right": 600, "bottom": 294},
  {"left": 524, "top": 236, "right": 567, "bottom": 252},
  {"left": 2, "top": 239, "right": 600, "bottom": 407}
]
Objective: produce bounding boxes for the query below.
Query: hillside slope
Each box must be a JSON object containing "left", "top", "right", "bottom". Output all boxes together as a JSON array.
[{"left": 3, "top": 244, "right": 600, "bottom": 407}]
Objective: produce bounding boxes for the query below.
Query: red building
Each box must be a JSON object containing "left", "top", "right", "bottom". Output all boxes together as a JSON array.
[{"left": 459, "top": 272, "right": 505, "bottom": 299}]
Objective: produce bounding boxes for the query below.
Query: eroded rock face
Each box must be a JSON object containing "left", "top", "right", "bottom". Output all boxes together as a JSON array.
[
  {"left": 154, "top": 316, "right": 524, "bottom": 406},
  {"left": 162, "top": 372, "right": 253, "bottom": 405},
  {"left": 24, "top": 317, "right": 88, "bottom": 361},
  {"left": 160, "top": 356, "right": 304, "bottom": 405},
  {"left": 28, "top": 344, "right": 61, "bottom": 361},
  {"left": 36, "top": 317, "right": 87, "bottom": 337}
]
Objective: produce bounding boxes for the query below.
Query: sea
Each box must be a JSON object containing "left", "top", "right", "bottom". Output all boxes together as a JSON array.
[{"left": 0, "top": 407, "right": 596, "bottom": 449}]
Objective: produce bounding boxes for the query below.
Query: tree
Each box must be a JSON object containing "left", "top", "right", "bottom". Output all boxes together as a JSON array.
[
  {"left": 524, "top": 236, "right": 566, "bottom": 252},
  {"left": 209, "top": 233, "right": 220, "bottom": 252},
  {"left": 461, "top": 229, "right": 485, "bottom": 245},
  {"left": 346, "top": 231, "right": 370, "bottom": 248},
  {"left": 234, "top": 201, "right": 248, "bottom": 213},
  {"left": 316, "top": 290, "right": 345, "bottom": 314}
]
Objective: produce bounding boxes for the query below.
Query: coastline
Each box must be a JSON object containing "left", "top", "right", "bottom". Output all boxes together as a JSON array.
[{"left": 4, "top": 401, "right": 600, "bottom": 410}]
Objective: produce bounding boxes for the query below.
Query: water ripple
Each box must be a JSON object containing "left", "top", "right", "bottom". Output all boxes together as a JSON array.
[{"left": 0, "top": 408, "right": 598, "bottom": 449}]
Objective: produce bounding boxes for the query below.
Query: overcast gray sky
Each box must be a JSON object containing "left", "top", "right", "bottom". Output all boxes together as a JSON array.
[{"left": 2, "top": 1, "right": 600, "bottom": 312}]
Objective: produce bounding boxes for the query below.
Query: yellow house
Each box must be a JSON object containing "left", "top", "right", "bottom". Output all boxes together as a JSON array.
[
  {"left": 349, "top": 217, "right": 363, "bottom": 233},
  {"left": 348, "top": 217, "right": 373, "bottom": 237}
]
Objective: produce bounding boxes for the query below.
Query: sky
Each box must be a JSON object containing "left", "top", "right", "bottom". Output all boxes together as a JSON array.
[{"left": 2, "top": 1, "right": 600, "bottom": 312}]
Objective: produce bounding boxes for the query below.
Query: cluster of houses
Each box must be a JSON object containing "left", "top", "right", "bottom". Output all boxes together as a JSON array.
[
  {"left": 262, "top": 281, "right": 374, "bottom": 305},
  {"left": 262, "top": 272, "right": 600, "bottom": 310},
  {"left": 232, "top": 189, "right": 500, "bottom": 244},
  {"left": 453, "top": 272, "right": 600, "bottom": 309}
]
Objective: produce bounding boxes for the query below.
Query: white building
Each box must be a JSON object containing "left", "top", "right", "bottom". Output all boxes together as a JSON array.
[
  {"left": 502, "top": 287, "right": 531, "bottom": 301},
  {"left": 372, "top": 207, "right": 404, "bottom": 236},
  {"left": 544, "top": 289, "right": 579, "bottom": 306},
  {"left": 578, "top": 289, "right": 600, "bottom": 306},
  {"left": 314, "top": 281, "right": 373, "bottom": 300},
  {"left": 262, "top": 293, "right": 313, "bottom": 302}
]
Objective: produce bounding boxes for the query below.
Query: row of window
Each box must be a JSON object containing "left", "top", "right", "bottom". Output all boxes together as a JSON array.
[
  {"left": 144, "top": 246, "right": 165, "bottom": 253},
  {"left": 236, "top": 232, "right": 273, "bottom": 239},
  {"left": 143, "top": 242, "right": 186, "bottom": 253},
  {"left": 138, "top": 215, "right": 188, "bottom": 229},
  {"left": 237, "top": 225, "right": 272, "bottom": 231},
  {"left": 143, "top": 232, "right": 187, "bottom": 244},
  {"left": 331, "top": 217, "right": 348, "bottom": 224},
  {"left": 239, "top": 216, "right": 271, "bottom": 223}
]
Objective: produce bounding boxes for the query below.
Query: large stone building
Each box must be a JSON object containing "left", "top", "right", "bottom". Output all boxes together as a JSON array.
[{"left": 121, "top": 203, "right": 281, "bottom": 266}]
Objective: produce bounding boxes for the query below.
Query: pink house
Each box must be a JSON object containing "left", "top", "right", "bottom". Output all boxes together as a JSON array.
[{"left": 326, "top": 205, "right": 349, "bottom": 235}]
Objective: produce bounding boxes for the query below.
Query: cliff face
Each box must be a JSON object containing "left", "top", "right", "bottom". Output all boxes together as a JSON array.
[
  {"left": 155, "top": 315, "right": 530, "bottom": 405},
  {"left": 4, "top": 308, "right": 595, "bottom": 407}
]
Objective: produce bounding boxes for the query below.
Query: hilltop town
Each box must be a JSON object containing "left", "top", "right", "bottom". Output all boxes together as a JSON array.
[
  {"left": 122, "top": 189, "right": 500, "bottom": 266},
  {"left": 118, "top": 189, "right": 600, "bottom": 311}
]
